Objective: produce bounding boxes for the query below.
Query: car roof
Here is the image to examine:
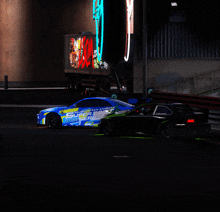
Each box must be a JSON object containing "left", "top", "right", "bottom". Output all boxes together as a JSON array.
[
  {"left": 160, "top": 103, "right": 184, "bottom": 106},
  {"left": 82, "top": 97, "right": 112, "bottom": 100}
]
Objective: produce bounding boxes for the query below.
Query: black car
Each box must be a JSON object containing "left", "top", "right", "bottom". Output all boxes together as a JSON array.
[{"left": 99, "top": 103, "right": 211, "bottom": 138}]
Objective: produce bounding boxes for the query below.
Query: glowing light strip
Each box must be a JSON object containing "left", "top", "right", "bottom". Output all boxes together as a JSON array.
[
  {"left": 93, "top": 0, "right": 104, "bottom": 62},
  {"left": 124, "top": 0, "right": 134, "bottom": 62}
]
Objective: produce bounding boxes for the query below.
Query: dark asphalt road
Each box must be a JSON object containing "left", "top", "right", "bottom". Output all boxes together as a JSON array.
[{"left": 1, "top": 90, "right": 220, "bottom": 211}]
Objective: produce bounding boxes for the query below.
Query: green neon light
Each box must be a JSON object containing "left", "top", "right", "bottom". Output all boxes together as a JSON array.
[
  {"left": 93, "top": 0, "right": 104, "bottom": 62},
  {"left": 194, "top": 138, "right": 210, "bottom": 141}
]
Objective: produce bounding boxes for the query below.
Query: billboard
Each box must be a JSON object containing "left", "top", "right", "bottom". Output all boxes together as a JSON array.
[{"left": 65, "top": 34, "right": 110, "bottom": 76}]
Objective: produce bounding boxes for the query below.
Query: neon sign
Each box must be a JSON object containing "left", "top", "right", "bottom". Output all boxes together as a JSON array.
[
  {"left": 93, "top": 0, "right": 104, "bottom": 62},
  {"left": 124, "top": 0, "right": 134, "bottom": 62}
]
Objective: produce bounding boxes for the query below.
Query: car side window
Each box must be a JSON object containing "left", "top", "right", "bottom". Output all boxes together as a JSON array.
[
  {"left": 174, "top": 106, "right": 194, "bottom": 116},
  {"left": 99, "top": 100, "right": 112, "bottom": 107},
  {"left": 139, "top": 106, "right": 155, "bottom": 115},
  {"left": 75, "top": 99, "right": 100, "bottom": 107},
  {"left": 154, "top": 106, "right": 172, "bottom": 115}
]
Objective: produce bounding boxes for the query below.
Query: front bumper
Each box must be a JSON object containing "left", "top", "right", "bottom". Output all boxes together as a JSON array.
[{"left": 37, "top": 114, "right": 46, "bottom": 125}]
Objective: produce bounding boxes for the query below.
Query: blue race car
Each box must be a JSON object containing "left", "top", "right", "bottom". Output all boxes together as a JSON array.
[{"left": 37, "top": 97, "right": 134, "bottom": 128}]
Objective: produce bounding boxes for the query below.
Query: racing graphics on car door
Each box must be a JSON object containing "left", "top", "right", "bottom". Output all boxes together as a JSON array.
[
  {"left": 61, "top": 99, "right": 114, "bottom": 126},
  {"left": 59, "top": 108, "right": 79, "bottom": 126},
  {"left": 121, "top": 105, "right": 156, "bottom": 132}
]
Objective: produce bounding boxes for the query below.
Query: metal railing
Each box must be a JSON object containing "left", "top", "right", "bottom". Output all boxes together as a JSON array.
[{"left": 209, "top": 110, "right": 220, "bottom": 125}]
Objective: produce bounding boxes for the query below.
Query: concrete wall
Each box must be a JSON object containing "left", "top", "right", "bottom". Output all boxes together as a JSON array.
[
  {"left": 0, "top": 0, "right": 30, "bottom": 82},
  {"left": 1, "top": 0, "right": 219, "bottom": 92},
  {"left": 132, "top": 0, "right": 220, "bottom": 94},
  {"left": 148, "top": 58, "right": 220, "bottom": 88},
  {"left": 133, "top": 58, "right": 220, "bottom": 93}
]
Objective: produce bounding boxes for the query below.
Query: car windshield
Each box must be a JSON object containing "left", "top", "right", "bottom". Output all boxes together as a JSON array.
[{"left": 110, "top": 99, "right": 134, "bottom": 107}]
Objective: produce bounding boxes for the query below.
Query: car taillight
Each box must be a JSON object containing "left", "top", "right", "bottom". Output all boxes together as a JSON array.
[{"left": 187, "top": 119, "right": 195, "bottom": 123}]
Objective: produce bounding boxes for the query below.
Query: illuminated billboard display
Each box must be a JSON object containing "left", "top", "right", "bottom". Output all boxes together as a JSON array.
[
  {"left": 65, "top": 34, "right": 110, "bottom": 77},
  {"left": 69, "top": 35, "right": 109, "bottom": 70}
]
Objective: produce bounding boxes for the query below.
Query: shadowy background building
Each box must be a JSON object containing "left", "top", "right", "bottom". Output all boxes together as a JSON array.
[{"left": 0, "top": 0, "right": 220, "bottom": 95}]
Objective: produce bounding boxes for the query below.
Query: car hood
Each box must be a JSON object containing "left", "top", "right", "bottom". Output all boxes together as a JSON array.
[{"left": 104, "top": 109, "right": 132, "bottom": 119}]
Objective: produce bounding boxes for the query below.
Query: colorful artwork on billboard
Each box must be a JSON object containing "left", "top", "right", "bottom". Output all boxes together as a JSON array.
[{"left": 69, "top": 36, "right": 109, "bottom": 70}]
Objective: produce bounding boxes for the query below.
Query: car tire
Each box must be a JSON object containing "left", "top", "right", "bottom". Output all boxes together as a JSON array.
[
  {"left": 161, "top": 124, "right": 175, "bottom": 139},
  {"left": 46, "top": 113, "right": 61, "bottom": 129},
  {"left": 102, "top": 121, "right": 115, "bottom": 136}
]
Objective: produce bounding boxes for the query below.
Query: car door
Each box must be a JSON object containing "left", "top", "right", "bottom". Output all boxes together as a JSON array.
[
  {"left": 59, "top": 106, "right": 80, "bottom": 126},
  {"left": 86, "top": 99, "right": 114, "bottom": 126},
  {"left": 60, "top": 99, "right": 98, "bottom": 126},
  {"left": 76, "top": 99, "right": 100, "bottom": 126},
  {"left": 76, "top": 99, "right": 114, "bottom": 126},
  {"left": 60, "top": 99, "right": 113, "bottom": 127},
  {"left": 125, "top": 105, "right": 156, "bottom": 133},
  {"left": 151, "top": 105, "right": 173, "bottom": 130},
  {"left": 115, "top": 106, "right": 154, "bottom": 133},
  {"left": 123, "top": 109, "right": 142, "bottom": 132}
]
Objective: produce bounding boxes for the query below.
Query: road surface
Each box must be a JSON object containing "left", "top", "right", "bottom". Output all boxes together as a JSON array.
[{"left": 1, "top": 106, "right": 220, "bottom": 211}]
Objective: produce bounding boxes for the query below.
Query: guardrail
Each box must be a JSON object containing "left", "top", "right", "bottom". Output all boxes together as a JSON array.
[
  {"left": 208, "top": 110, "right": 220, "bottom": 131},
  {"left": 149, "top": 90, "right": 220, "bottom": 126},
  {"left": 149, "top": 90, "right": 220, "bottom": 110},
  {"left": 209, "top": 110, "right": 220, "bottom": 124}
]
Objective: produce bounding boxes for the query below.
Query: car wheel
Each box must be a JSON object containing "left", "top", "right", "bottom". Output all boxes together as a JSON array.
[
  {"left": 46, "top": 113, "right": 61, "bottom": 129},
  {"left": 102, "top": 121, "right": 115, "bottom": 136},
  {"left": 161, "top": 125, "right": 175, "bottom": 139}
]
